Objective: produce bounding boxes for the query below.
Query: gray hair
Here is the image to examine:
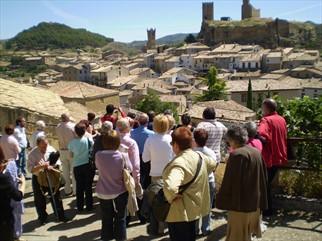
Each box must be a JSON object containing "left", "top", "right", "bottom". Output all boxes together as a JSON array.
[
  {"left": 138, "top": 113, "right": 149, "bottom": 126},
  {"left": 226, "top": 125, "right": 249, "bottom": 146},
  {"left": 244, "top": 122, "right": 257, "bottom": 138},
  {"left": 116, "top": 118, "right": 130, "bottom": 133},
  {"left": 36, "top": 120, "right": 46, "bottom": 130},
  {"left": 101, "top": 121, "right": 113, "bottom": 134}
]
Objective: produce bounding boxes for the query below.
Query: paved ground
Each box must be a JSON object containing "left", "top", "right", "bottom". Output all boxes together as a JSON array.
[{"left": 21, "top": 180, "right": 322, "bottom": 241}]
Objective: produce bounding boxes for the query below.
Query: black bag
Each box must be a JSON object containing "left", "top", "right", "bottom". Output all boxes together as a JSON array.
[{"left": 152, "top": 153, "right": 203, "bottom": 222}]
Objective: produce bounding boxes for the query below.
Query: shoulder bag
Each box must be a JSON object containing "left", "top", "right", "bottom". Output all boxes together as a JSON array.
[{"left": 152, "top": 153, "right": 203, "bottom": 222}]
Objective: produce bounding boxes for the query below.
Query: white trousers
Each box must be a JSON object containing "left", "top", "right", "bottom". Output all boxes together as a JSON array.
[{"left": 60, "top": 150, "right": 76, "bottom": 194}]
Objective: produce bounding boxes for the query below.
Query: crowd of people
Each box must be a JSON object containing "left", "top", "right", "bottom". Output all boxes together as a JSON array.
[{"left": 0, "top": 99, "right": 288, "bottom": 241}]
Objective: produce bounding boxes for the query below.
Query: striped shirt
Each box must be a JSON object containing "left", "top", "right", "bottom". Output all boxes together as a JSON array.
[{"left": 197, "top": 119, "right": 227, "bottom": 161}]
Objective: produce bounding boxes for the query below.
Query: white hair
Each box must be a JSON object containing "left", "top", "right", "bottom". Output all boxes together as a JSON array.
[
  {"left": 101, "top": 121, "right": 113, "bottom": 134},
  {"left": 116, "top": 118, "right": 130, "bottom": 133},
  {"left": 36, "top": 120, "right": 46, "bottom": 130}
]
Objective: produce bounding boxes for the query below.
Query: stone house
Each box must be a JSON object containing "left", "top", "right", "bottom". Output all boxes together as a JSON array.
[
  {"left": 24, "top": 56, "right": 45, "bottom": 66},
  {"left": 159, "top": 95, "right": 187, "bottom": 114},
  {"left": 165, "top": 56, "right": 181, "bottom": 71},
  {"left": 63, "top": 64, "right": 91, "bottom": 82},
  {"left": 129, "top": 67, "right": 153, "bottom": 79},
  {"left": 283, "top": 51, "right": 319, "bottom": 69},
  {"left": 0, "top": 78, "right": 88, "bottom": 148},
  {"left": 262, "top": 51, "right": 283, "bottom": 72},
  {"left": 289, "top": 67, "right": 322, "bottom": 79},
  {"left": 154, "top": 54, "right": 171, "bottom": 73},
  {"left": 159, "top": 67, "right": 197, "bottom": 85},
  {"left": 143, "top": 53, "right": 155, "bottom": 69},
  {"left": 91, "top": 65, "right": 129, "bottom": 87},
  {"left": 187, "top": 100, "right": 256, "bottom": 125},
  {"left": 176, "top": 43, "right": 210, "bottom": 55},
  {"left": 223, "top": 77, "right": 322, "bottom": 107},
  {"left": 179, "top": 54, "right": 197, "bottom": 70},
  {"left": 48, "top": 81, "right": 120, "bottom": 113}
]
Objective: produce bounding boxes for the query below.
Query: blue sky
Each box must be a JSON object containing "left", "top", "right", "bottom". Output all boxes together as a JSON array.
[{"left": 1, "top": 0, "right": 321, "bottom": 42}]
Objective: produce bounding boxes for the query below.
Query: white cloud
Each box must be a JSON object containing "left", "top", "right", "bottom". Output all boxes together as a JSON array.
[{"left": 42, "top": 0, "right": 89, "bottom": 25}]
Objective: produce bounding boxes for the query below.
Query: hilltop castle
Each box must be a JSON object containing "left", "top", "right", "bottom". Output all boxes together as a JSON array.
[
  {"left": 242, "top": 0, "right": 260, "bottom": 20},
  {"left": 199, "top": 0, "right": 316, "bottom": 48},
  {"left": 146, "top": 28, "right": 156, "bottom": 49}
]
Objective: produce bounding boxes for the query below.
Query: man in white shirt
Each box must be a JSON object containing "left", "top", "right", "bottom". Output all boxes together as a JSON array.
[
  {"left": 56, "top": 113, "right": 76, "bottom": 195},
  {"left": 14, "top": 117, "right": 28, "bottom": 176},
  {"left": 197, "top": 107, "right": 227, "bottom": 162},
  {"left": 0, "top": 125, "right": 21, "bottom": 160}
]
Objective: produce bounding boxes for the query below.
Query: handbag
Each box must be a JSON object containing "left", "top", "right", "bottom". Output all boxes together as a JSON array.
[
  {"left": 152, "top": 153, "right": 203, "bottom": 222},
  {"left": 121, "top": 153, "right": 139, "bottom": 216}
]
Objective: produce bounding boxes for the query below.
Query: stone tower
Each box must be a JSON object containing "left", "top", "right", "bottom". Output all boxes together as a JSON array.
[
  {"left": 242, "top": 0, "right": 260, "bottom": 20},
  {"left": 202, "top": 2, "right": 214, "bottom": 22},
  {"left": 146, "top": 28, "right": 156, "bottom": 49}
]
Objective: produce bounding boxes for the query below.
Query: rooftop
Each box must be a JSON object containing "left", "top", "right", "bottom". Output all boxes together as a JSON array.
[
  {"left": 187, "top": 100, "right": 256, "bottom": 122},
  {"left": 226, "top": 77, "right": 322, "bottom": 92},
  {"left": 0, "top": 78, "right": 68, "bottom": 118},
  {"left": 48, "top": 81, "right": 118, "bottom": 100}
]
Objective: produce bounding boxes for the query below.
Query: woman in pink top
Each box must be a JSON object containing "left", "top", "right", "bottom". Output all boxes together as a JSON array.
[
  {"left": 95, "top": 130, "right": 132, "bottom": 241},
  {"left": 244, "top": 122, "right": 263, "bottom": 153}
]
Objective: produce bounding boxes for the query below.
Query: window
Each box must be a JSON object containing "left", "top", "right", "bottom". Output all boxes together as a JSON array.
[{"left": 241, "top": 94, "right": 247, "bottom": 102}]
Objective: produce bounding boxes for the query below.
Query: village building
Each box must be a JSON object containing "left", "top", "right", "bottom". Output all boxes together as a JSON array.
[
  {"left": 102, "top": 50, "right": 125, "bottom": 61},
  {"left": 175, "top": 42, "right": 210, "bottom": 55},
  {"left": 186, "top": 100, "right": 256, "bottom": 125},
  {"left": 0, "top": 78, "right": 89, "bottom": 148},
  {"left": 129, "top": 67, "right": 154, "bottom": 79},
  {"left": 159, "top": 95, "right": 187, "bottom": 114},
  {"left": 159, "top": 67, "right": 197, "bottom": 85},
  {"left": 289, "top": 67, "right": 322, "bottom": 79},
  {"left": 123, "top": 62, "right": 140, "bottom": 72},
  {"left": 143, "top": 53, "right": 155, "bottom": 68},
  {"left": 62, "top": 64, "right": 91, "bottom": 82},
  {"left": 223, "top": 77, "right": 322, "bottom": 107},
  {"left": 56, "top": 56, "right": 76, "bottom": 65},
  {"left": 283, "top": 50, "right": 320, "bottom": 69},
  {"left": 48, "top": 81, "right": 120, "bottom": 113},
  {"left": 107, "top": 75, "right": 139, "bottom": 90},
  {"left": 154, "top": 54, "right": 172, "bottom": 73},
  {"left": 91, "top": 65, "right": 129, "bottom": 87},
  {"left": 23, "top": 56, "right": 45, "bottom": 66}
]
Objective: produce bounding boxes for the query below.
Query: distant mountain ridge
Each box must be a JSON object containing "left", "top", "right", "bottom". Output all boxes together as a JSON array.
[
  {"left": 5, "top": 22, "right": 113, "bottom": 50},
  {"left": 128, "top": 33, "right": 198, "bottom": 48}
]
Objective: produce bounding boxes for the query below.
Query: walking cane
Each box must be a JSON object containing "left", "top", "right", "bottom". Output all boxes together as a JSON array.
[{"left": 45, "top": 168, "right": 59, "bottom": 220}]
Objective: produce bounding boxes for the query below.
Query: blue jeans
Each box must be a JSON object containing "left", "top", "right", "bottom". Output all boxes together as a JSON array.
[
  {"left": 197, "top": 181, "right": 215, "bottom": 234},
  {"left": 16, "top": 148, "right": 26, "bottom": 175},
  {"left": 100, "top": 192, "right": 128, "bottom": 241}
]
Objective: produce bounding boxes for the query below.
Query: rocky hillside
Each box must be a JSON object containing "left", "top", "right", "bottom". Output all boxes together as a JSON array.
[{"left": 5, "top": 22, "right": 113, "bottom": 50}]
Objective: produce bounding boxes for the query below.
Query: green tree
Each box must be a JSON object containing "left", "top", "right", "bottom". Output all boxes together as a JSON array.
[
  {"left": 247, "top": 78, "right": 253, "bottom": 110},
  {"left": 197, "top": 66, "right": 227, "bottom": 101},
  {"left": 184, "top": 34, "right": 197, "bottom": 44},
  {"left": 135, "top": 91, "right": 178, "bottom": 119}
]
